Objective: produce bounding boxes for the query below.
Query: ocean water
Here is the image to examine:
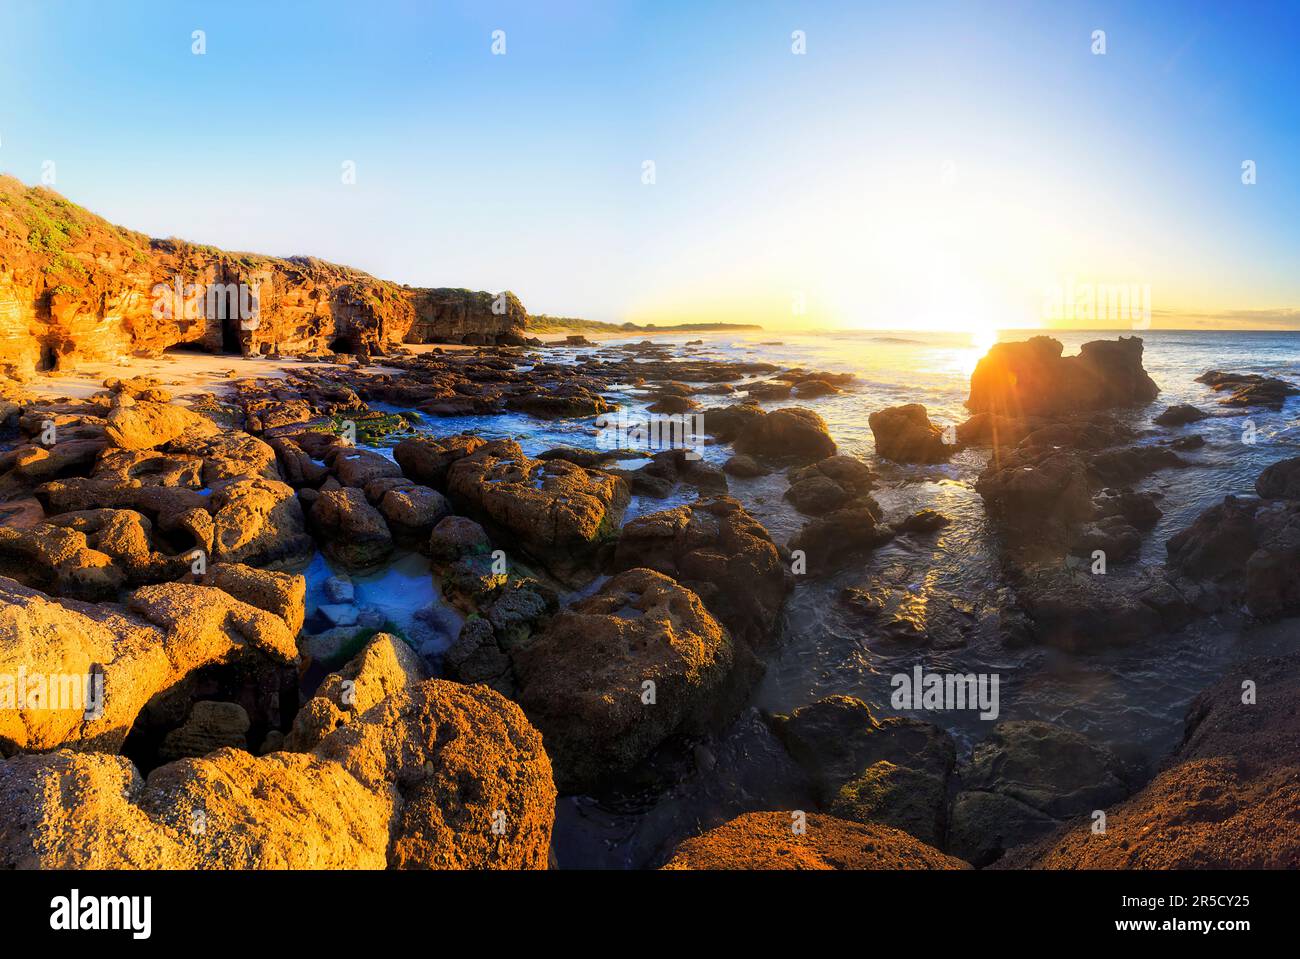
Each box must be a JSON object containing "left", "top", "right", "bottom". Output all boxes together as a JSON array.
[{"left": 376, "top": 328, "right": 1300, "bottom": 865}]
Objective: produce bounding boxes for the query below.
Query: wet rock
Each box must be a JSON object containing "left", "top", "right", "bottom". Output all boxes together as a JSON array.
[
  {"left": 1196, "top": 370, "right": 1299, "bottom": 410},
  {"left": 613, "top": 496, "right": 791, "bottom": 650},
  {"left": 483, "top": 581, "right": 555, "bottom": 648},
  {"left": 310, "top": 487, "right": 394, "bottom": 570},
  {"left": 513, "top": 568, "right": 734, "bottom": 791},
  {"left": 772, "top": 695, "right": 956, "bottom": 805},
  {"left": 158, "top": 700, "right": 251, "bottom": 761},
  {"left": 317, "top": 604, "right": 359, "bottom": 628},
  {"left": 324, "top": 574, "right": 355, "bottom": 604},
  {"left": 784, "top": 454, "right": 875, "bottom": 515},
  {"left": 661, "top": 811, "right": 968, "bottom": 870},
  {"left": 1256, "top": 457, "right": 1300, "bottom": 500},
  {"left": 1072, "top": 515, "right": 1141, "bottom": 563},
  {"left": 647, "top": 394, "right": 699, "bottom": 414},
  {"left": 447, "top": 439, "right": 628, "bottom": 584},
  {"left": 733, "top": 407, "right": 836, "bottom": 463},
  {"left": 1169, "top": 434, "right": 1205, "bottom": 451},
  {"left": 393, "top": 433, "right": 486, "bottom": 490},
  {"left": 1013, "top": 568, "right": 1167, "bottom": 649},
  {"left": 788, "top": 502, "right": 893, "bottom": 569},
  {"left": 722, "top": 453, "right": 767, "bottom": 477},
  {"left": 793, "top": 379, "right": 840, "bottom": 398},
  {"left": 868, "top": 404, "right": 952, "bottom": 463},
  {"left": 1000, "top": 656, "right": 1300, "bottom": 867},
  {"left": 975, "top": 447, "right": 1092, "bottom": 547},
  {"left": 830, "top": 760, "right": 949, "bottom": 848},
  {"left": 1154, "top": 403, "right": 1209, "bottom": 426},
  {"left": 949, "top": 720, "right": 1128, "bottom": 867},
  {"left": 896, "top": 509, "right": 952, "bottom": 534},
  {"left": 1092, "top": 488, "right": 1162, "bottom": 528},
  {"left": 1087, "top": 445, "right": 1185, "bottom": 485},
  {"left": 967, "top": 336, "right": 1158, "bottom": 417}
]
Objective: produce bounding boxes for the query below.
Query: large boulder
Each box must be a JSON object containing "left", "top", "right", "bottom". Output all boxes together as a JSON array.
[
  {"left": 209, "top": 478, "right": 315, "bottom": 569},
  {"left": 661, "top": 811, "right": 968, "bottom": 870},
  {"left": 393, "top": 434, "right": 486, "bottom": 490},
  {"left": 0, "top": 678, "right": 555, "bottom": 869},
  {"left": 733, "top": 407, "right": 836, "bottom": 463},
  {"left": 104, "top": 400, "right": 220, "bottom": 450},
  {"left": 310, "top": 487, "right": 394, "bottom": 570},
  {"left": 0, "top": 577, "right": 297, "bottom": 755},
  {"left": 868, "top": 404, "right": 952, "bottom": 463},
  {"left": 446, "top": 439, "right": 628, "bottom": 584},
  {"left": 612, "top": 496, "right": 791, "bottom": 650},
  {"left": 1256, "top": 457, "right": 1300, "bottom": 500},
  {"left": 967, "top": 336, "right": 1158, "bottom": 417},
  {"left": 512, "top": 568, "right": 733, "bottom": 791},
  {"left": 203, "top": 562, "right": 306, "bottom": 636}
]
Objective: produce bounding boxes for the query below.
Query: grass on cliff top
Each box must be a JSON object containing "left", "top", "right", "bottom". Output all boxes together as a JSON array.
[{"left": 0, "top": 176, "right": 152, "bottom": 278}]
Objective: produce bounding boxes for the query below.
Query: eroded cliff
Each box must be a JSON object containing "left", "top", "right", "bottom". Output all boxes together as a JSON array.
[{"left": 0, "top": 175, "right": 527, "bottom": 376}]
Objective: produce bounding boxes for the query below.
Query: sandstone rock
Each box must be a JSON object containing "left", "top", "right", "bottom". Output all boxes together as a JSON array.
[
  {"left": 378, "top": 484, "right": 450, "bottom": 540},
  {"left": 394, "top": 434, "right": 486, "bottom": 489},
  {"left": 204, "top": 562, "right": 306, "bottom": 636},
  {"left": 868, "top": 404, "right": 952, "bottom": 463},
  {"left": 331, "top": 448, "right": 403, "bottom": 488},
  {"left": 967, "top": 336, "right": 1158, "bottom": 417},
  {"left": 427, "top": 515, "right": 491, "bottom": 562},
  {"left": 210, "top": 477, "right": 314, "bottom": 569},
  {"left": 734, "top": 407, "right": 836, "bottom": 462},
  {"left": 999, "top": 654, "right": 1300, "bottom": 868},
  {"left": 722, "top": 453, "right": 767, "bottom": 477},
  {"left": 612, "top": 496, "right": 790, "bottom": 649},
  {"left": 446, "top": 440, "right": 628, "bottom": 583},
  {"left": 310, "top": 487, "right": 394, "bottom": 569},
  {"left": 285, "top": 633, "right": 426, "bottom": 751},
  {"left": 158, "top": 700, "right": 251, "bottom": 761},
  {"left": 0, "top": 678, "right": 553, "bottom": 869},
  {"left": 661, "top": 811, "right": 968, "bottom": 870},
  {"left": 513, "top": 568, "right": 733, "bottom": 791},
  {"left": 104, "top": 400, "right": 219, "bottom": 450},
  {"left": 0, "top": 577, "right": 297, "bottom": 754}
]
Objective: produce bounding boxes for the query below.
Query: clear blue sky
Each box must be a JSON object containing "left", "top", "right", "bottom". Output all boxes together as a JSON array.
[{"left": 1, "top": 0, "right": 1297, "bottom": 329}]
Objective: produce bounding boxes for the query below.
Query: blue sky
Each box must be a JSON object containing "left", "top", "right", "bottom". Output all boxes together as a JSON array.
[{"left": 1, "top": 0, "right": 1297, "bottom": 329}]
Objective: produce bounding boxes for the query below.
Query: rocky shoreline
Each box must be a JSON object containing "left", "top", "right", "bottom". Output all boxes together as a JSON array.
[{"left": 1, "top": 321, "right": 1298, "bottom": 868}]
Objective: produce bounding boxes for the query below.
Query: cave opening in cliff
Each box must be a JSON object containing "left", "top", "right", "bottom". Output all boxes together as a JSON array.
[
  {"left": 221, "top": 318, "right": 243, "bottom": 355},
  {"left": 35, "top": 343, "right": 58, "bottom": 372},
  {"left": 328, "top": 335, "right": 353, "bottom": 355}
]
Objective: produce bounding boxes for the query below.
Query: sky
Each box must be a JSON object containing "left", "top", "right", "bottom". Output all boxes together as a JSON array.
[{"left": 1, "top": 0, "right": 1297, "bottom": 333}]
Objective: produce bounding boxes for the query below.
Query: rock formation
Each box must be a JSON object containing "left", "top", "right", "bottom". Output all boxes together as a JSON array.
[
  {"left": 0, "top": 176, "right": 526, "bottom": 377},
  {"left": 966, "top": 335, "right": 1158, "bottom": 417}
]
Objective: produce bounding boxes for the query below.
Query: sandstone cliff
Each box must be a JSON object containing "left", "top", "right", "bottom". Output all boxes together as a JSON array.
[{"left": 0, "top": 175, "right": 527, "bottom": 376}]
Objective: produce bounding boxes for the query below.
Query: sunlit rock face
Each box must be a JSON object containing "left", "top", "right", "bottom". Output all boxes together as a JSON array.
[
  {"left": 0, "top": 175, "right": 525, "bottom": 377},
  {"left": 966, "top": 335, "right": 1159, "bottom": 418}
]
